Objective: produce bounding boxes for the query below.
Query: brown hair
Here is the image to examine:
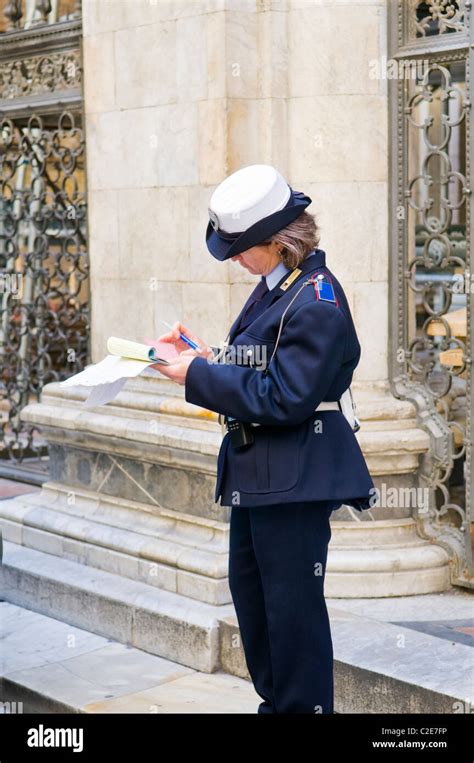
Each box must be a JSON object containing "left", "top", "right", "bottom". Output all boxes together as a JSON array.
[{"left": 263, "top": 211, "right": 320, "bottom": 270}]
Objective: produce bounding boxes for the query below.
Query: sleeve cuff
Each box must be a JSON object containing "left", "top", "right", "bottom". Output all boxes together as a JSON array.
[{"left": 184, "top": 356, "right": 210, "bottom": 409}]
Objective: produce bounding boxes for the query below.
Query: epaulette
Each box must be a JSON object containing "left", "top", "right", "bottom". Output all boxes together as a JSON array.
[{"left": 308, "top": 272, "right": 339, "bottom": 307}]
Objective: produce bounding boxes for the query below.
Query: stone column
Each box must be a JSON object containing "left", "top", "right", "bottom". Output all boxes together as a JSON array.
[
  {"left": 0, "top": 0, "right": 451, "bottom": 674},
  {"left": 280, "top": 0, "right": 450, "bottom": 594}
]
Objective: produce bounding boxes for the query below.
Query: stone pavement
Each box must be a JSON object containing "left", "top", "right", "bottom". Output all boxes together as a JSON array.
[
  {"left": 327, "top": 589, "right": 474, "bottom": 647},
  {"left": 0, "top": 602, "right": 259, "bottom": 713},
  {"left": 326, "top": 589, "right": 473, "bottom": 713},
  {"left": 0, "top": 478, "right": 40, "bottom": 502},
  {"left": 2, "top": 583, "right": 472, "bottom": 714}
]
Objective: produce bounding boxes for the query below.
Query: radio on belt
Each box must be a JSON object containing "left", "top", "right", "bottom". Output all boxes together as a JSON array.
[{"left": 226, "top": 415, "right": 254, "bottom": 448}]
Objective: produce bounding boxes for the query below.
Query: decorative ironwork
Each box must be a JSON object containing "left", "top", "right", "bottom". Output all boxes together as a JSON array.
[
  {"left": 389, "top": 4, "right": 473, "bottom": 587},
  {"left": 0, "top": 9, "right": 88, "bottom": 479},
  {"left": 412, "top": 0, "right": 466, "bottom": 39},
  {"left": 0, "top": 50, "right": 81, "bottom": 100},
  {"left": 0, "top": 110, "right": 89, "bottom": 468},
  {"left": 4, "top": 1, "right": 23, "bottom": 31},
  {"left": 31, "top": 1, "right": 52, "bottom": 27}
]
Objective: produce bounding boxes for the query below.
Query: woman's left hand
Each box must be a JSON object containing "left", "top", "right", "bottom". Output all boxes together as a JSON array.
[{"left": 150, "top": 346, "right": 212, "bottom": 386}]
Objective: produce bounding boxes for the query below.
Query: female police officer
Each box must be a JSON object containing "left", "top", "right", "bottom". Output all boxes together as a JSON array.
[{"left": 152, "top": 164, "right": 374, "bottom": 714}]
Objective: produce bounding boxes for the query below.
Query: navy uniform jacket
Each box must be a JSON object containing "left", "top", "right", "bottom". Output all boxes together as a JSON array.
[{"left": 185, "top": 248, "right": 374, "bottom": 510}]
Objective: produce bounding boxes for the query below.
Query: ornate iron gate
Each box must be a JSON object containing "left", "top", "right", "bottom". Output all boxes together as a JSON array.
[
  {"left": 0, "top": 2, "right": 89, "bottom": 482},
  {"left": 389, "top": 0, "right": 473, "bottom": 587}
]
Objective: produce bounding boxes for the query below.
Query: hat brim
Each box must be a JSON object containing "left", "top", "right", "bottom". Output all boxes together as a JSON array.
[{"left": 206, "top": 191, "right": 312, "bottom": 261}]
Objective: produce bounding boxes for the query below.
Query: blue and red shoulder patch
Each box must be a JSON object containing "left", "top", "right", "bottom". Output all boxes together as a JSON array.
[{"left": 309, "top": 273, "right": 339, "bottom": 307}]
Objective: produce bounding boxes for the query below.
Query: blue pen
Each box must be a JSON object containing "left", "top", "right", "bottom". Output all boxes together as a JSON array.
[{"left": 162, "top": 321, "right": 201, "bottom": 351}]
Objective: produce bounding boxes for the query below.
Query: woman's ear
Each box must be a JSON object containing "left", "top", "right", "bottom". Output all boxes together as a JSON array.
[{"left": 265, "top": 239, "right": 281, "bottom": 256}]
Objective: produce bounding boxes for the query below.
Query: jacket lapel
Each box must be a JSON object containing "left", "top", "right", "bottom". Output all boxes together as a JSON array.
[{"left": 229, "top": 249, "right": 326, "bottom": 342}]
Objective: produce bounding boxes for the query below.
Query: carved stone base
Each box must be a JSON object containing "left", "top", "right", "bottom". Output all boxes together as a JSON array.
[
  {"left": 0, "top": 376, "right": 452, "bottom": 625},
  {"left": 327, "top": 518, "right": 450, "bottom": 597},
  {"left": 1, "top": 481, "right": 231, "bottom": 606}
]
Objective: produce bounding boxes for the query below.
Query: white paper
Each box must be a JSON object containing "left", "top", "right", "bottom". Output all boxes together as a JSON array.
[
  {"left": 60, "top": 354, "right": 154, "bottom": 387},
  {"left": 59, "top": 354, "right": 163, "bottom": 406},
  {"left": 83, "top": 377, "right": 129, "bottom": 407}
]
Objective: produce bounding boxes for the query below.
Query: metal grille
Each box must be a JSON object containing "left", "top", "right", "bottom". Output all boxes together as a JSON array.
[
  {"left": 0, "top": 11, "right": 88, "bottom": 481},
  {"left": 389, "top": 0, "right": 473, "bottom": 587}
]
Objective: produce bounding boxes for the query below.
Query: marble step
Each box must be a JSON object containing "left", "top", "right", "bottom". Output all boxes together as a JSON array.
[
  {"left": 0, "top": 602, "right": 258, "bottom": 714},
  {"left": 0, "top": 483, "right": 231, "bottom": 606},
  {"left": 2, "top": 541, "right": 471, "bottom": 713},
  {"left": 219, "top": 608, "right": 473, "bottom": 714},
  {"left": 0, "top": 541, "right": 234, "bottom": 673}
]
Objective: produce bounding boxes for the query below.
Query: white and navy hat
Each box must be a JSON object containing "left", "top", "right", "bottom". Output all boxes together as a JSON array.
[{"left": 206, "top": 164, "right": 312, "bottom": 261}]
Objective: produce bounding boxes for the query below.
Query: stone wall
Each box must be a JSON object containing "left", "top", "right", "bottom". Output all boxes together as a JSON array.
[{"left": 82, "top": 0, "right": 389, "bottom": 389}]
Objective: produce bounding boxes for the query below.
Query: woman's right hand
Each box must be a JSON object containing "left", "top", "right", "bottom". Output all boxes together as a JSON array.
[{"left": 155, "top": 322, "right": 212, "bottom": 357}]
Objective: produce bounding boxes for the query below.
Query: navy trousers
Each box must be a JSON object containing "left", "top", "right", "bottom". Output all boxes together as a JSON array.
[{"left": 228, "top": 499, "right": 339, "bottom": 714}]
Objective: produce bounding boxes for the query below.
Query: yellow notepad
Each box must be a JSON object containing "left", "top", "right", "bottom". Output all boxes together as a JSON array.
[
  {"left": 59, "top": 335, "right": 179, "bottom": 407},
  {"left": 106, "top": 336, "right": 167, "bottom": 363}
]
